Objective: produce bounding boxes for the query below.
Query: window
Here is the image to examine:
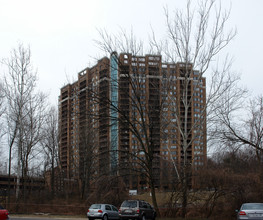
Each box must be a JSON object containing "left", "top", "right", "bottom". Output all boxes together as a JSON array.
[
  {"left": 105, "top": 205, "right": 111, "bottom": 210},
  {"left": 90, "top": 204, "right": 101, "bottom": 209},
  {"left": 112, "top": 206, "right": 118, "bottom": 212},
  {"left": 122, "top": 201, "right": 137, "bottom": 208}
]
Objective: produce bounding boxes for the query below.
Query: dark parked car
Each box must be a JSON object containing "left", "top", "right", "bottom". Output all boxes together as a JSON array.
[
  {"left": 0, "top": 205, "right": 9, "bottom": 220},
  {"left": 236, "top": 203, "right": 263, "bottom": 219},
  {"left": 87, "top": 204, "right": 119, "bottom": 220},
  {"left": 119, "top": 200, "right": 156, "bottom": 220}
]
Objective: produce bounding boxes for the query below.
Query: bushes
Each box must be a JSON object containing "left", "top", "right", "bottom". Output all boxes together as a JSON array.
[{"left": 191, "top": 150, "right": 263, "bottom": 219}]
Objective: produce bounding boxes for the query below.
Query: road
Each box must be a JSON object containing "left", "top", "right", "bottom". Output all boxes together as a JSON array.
[
  {"left": 10, "top": 218, "right": 78, "bottom": 220},
  {"left": 9, "top": 215, "right": 85, "bottom": 220}
]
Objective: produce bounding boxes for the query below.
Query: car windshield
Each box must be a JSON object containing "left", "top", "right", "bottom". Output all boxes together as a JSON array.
[
  {"left": 90, "top": 204, "right": 102, "bottom": 209},
  {"left": 121, "top": 201, "right": 137, "bottom": 208},
  {"left": 242, "top": 203, "right": 263, "bottom": 210}
]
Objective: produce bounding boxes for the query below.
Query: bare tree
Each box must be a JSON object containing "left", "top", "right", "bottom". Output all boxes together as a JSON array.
[
  {"left": 95, "top": 0, "right": 241, "bottom": 217},
  {"left": 246, "top": 96, "right": 263, "bottom": 161},
  {"left": 0, "top": 82, "right": 5, "bottom": 135},
  {"left": 149, "top": 0, "right": 239, "bottom": 217},
  {"left": 2, "top": 43, "right": 46, "bottom": 204},
  {"left": 87, "top": 47, "right": 164, "bottom": 214},
  {"left": 77, "top": 87, "right": 98, "bottom": 199},
  {"left": 42, "top": 106, "right": 59, "bottom": 198},
  {"left": 0, "top": 82, "right": 6, "bottom": 165},
  {"left": 20, "top": 91, "right": 47, "bottom": 200},
  {"left": 216, "top": 95, "right": 263, "bottom": 162}
]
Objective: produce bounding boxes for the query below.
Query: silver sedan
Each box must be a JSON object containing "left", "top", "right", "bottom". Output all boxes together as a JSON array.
[{"left": 237, "top": 203, "right": 263, "bottom": 219}]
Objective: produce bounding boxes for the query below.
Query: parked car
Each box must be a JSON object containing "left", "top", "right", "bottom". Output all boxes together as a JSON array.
[
  {"left": 0, "top": 205, "right": 9, "bottom": 220},
  {"left": 236, "top": 203, "right": 263, "bottom": 219},
  {"left": 119, "top": 200, "right": 156, "bottom": 220},
  {"left": 87, "top": 204, "right": 119, "bottom": 220}
]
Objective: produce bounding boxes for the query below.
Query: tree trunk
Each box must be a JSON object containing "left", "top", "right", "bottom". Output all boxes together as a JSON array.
[
  {"left": 150, "top": 178, "right": 160, "bottom": 217},
  {"left": 182, "top": 165, "right": 188, "bottom": 218},
  {"left": 7, "top": 145, "right": 12, "bottom": 208}
]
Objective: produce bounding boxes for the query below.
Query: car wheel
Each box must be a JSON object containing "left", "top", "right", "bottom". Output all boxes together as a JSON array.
[
  {"left": 103, "top": 214, "right": 108, "bottom": 220},
  {"left": 88, "top": 218, "right": 93, "bottom": 220}
]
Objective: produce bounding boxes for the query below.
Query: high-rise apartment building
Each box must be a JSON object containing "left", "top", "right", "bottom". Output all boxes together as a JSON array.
[{"left": 58, "top": 53, "right": 206, "bottom": 190}]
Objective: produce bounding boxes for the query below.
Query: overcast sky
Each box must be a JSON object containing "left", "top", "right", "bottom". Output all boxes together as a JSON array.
[{"left": 0, "top": 0, "right": 262, "bottom": 105}]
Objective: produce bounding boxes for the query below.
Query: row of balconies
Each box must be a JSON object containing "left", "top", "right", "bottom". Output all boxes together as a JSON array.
[
  {"left": 60, "top": 161, "right": 67, "bottom": 169},
  {"left": 60, "top": 112, "right": 68, "bottom": 118},
  {"left": 119, "top": 99, "right": 130, "bottom": 105},
  {"left": 61, "top": 140, "right": 67, "bottom": 145},
  {"left": 61, "top": 131, "right": 68, "bottom": 137},
  {"left": 79, "top": 81, "right": 86, "bottom": 90},
  {"left": 120, "top": 131, "right": 129, "bottom": 137},
  {"left": 99, "top": 69, "right": 108, "bottom": 79},
  {"left": 61, "top": 152, "right": 67, "bottom": 159},
  {"left": 61, "top": 100, "right": 69, "bottom": 107},
  {"left": 61, "top": 90, "right": 69, "bottom": 99},
  {"left": 61, "top": 105, "right": 69, "bottom": 110}
]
